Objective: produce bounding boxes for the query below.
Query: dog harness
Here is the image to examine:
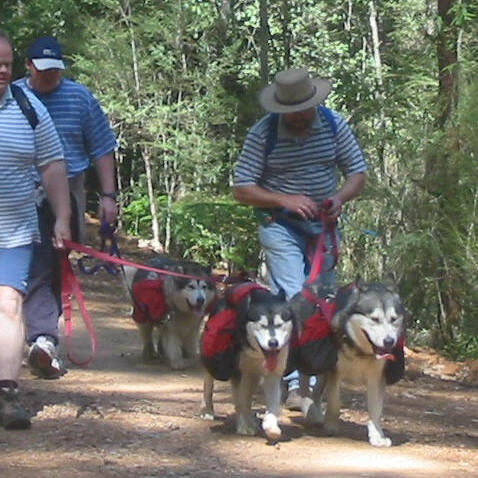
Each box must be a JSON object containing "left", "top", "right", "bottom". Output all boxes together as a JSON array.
[{"left": 200, "top": 282, "right": 267, "bottom": 381}]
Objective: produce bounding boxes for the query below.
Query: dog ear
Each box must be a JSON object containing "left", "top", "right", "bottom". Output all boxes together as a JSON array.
[
  {"left": 332, "top": 286, "right": 360, "bottom": 332},
  {"left": 383, "top": 272, "right": 399, "bottom": 293},
  {"left": 277, "top": 288, "right": 286, "bottom": 302},
  {"left": 355, "top": 275, "right": 367, "bottom": 292}
]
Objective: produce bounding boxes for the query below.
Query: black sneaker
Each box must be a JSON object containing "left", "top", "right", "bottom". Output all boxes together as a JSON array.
[
  {"left": 28, "top": 335, "right": 67, "bottom": 379},
  {"left": 0, "top": 387, "right": 31, "bottom": 430}
]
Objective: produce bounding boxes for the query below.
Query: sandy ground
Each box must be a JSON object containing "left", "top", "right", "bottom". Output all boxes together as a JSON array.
[{"left": 1, "top": 226, "right": 478, "bottom": 478}]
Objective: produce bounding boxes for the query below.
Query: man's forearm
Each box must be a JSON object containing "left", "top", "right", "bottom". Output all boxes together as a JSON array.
[
  {"left": 94, "top": 153, "right": 116, "bottom": 195},
  {"left": 233, "top": 185, "right": 287, "bottom": 208},
  {"left": 40, "top": 160, "right": 71, "bottom": 221},
  {"left": 334, "top": 172, "right": 367, "bottom": 205}
]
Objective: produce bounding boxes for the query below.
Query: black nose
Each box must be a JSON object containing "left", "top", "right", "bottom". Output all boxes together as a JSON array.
[
  {"left": 383, "top": 337, "right": 394, "bottom": 349},
  {"left": 268, "top": 338, "right": 279, "bottom": 349},
  {"left": 196, "top": 296, "right": 205, "bottom": 305}
]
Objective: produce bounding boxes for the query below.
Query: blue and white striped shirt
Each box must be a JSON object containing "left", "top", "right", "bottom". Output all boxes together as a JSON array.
[
  {"left": 15, "top": 77, "right": 117, "bottom": 178},
  {"left": 234, "top": 109, "right": 367, "bottom": 203},
  {"left": 0, "top": 86, "right": 64, "bottom": 248}
]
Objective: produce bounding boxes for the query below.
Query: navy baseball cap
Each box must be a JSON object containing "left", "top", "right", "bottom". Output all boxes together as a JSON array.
[{"left": 28, "top": 36, "right": 65, "bottom": 70}]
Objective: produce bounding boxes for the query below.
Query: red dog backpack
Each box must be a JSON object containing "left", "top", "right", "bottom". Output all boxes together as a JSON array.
[{"left": 200, "top": 282, "right": 266, "bottom": 381}]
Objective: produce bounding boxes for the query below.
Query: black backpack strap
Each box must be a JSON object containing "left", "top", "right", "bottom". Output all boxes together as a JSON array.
[
  {"left": 265, "top": 106, "right": 337, "bottom": 159},
  {"left": 264, "top": 112, "right": 279, "bottom": 158},
  {"left": 11, "top": 84, "right": 39, "bottom": 130}
]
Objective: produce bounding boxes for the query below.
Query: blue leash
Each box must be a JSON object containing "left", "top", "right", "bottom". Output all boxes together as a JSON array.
[{"left": 341, "top": 214, "right": 380, "bottom": 238}]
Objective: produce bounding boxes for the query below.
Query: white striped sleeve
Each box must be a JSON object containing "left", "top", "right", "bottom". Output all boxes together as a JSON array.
[
  {"left": 334, "top": 115, "right": 367, "bottom": 177},
  {"left": 234, "top": 130, "right": 267, "bottom": 186}
]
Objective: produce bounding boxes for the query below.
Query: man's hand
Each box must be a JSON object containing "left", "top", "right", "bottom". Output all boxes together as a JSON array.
[
  {"left": 280, "top": 195, "right": 320, "bottom": 220},
  {"left": 322, "top": 197, "right": 343, "bottom": 223},
  {"left": 99, "top": 196, "right": 118, "bottom": 224},
  {"left": 52, "top": 217, "right": 71, "bottom": 249}
]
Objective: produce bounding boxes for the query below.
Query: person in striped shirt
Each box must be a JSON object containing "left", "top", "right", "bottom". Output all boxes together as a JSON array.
[
  {"left": 233, "top": 68, "right": 367, "bottom": 410},
  {"left": 0, "top": 31, "right": 71, "bottom": 429},
  {"left": 16, "top": 36, "right": 118, "bottom": 379}
]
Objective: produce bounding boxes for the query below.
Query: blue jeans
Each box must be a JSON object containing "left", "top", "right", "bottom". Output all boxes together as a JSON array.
[{"left": 259, "top": 220, "right": 339, "bottom": 391}]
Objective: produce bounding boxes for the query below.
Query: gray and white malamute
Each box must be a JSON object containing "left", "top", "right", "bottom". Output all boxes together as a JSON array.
[
  {"left": 291, "top": 275, "right": 406, "bottom": 447},
  {"left": 124, "top": 256, "right": 216, "bottom": 370},
  {"left": 201, "top": 287, "right": 292, "bottom": 440}
]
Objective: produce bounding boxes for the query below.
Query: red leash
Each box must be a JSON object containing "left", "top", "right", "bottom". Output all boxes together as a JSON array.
[
  {"left": 64, "top": 239, "right": 225, "bottom": 282},
  {"left": 60, "top": 249, "right": 98, "bottom": 367},
  {"left": 305, "top": 202, "right": 339, "bottom": 285}
]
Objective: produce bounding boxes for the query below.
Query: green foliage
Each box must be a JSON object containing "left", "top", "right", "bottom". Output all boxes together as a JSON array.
[
  {"left": 169, "top": 196, "right": 260, "bottom": 272},
  {"left": 443, "top": 334, "right": 478, "bottom": 361},
  {"left": 4, "top": 0, "right": 478, "bottom": 357}
]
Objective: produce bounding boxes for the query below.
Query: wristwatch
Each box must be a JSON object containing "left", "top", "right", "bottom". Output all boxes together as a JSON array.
[{"left": 100, "top": 192, "right": 117, "bottom": 201}]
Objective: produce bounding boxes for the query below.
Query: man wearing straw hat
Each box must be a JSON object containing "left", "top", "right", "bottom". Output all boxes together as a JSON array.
[{"left": 233, "top": 68, "right": 367, "bottom": 409}]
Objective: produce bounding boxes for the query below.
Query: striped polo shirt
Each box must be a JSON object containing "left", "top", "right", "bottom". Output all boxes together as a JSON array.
[
  {"left": 15, "top": 77, "right": 117, "bottom": 178},
  {"left": 0, "top": 85, "right": 64, "bottom": 248},
  {"left": 234, "top": 109, "right": 367, "bottom": 203}
]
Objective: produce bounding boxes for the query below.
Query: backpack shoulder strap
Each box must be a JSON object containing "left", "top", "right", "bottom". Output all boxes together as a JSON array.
[
  {"left": 10, "top": 84, "right": 39, "bottom": 130},
  {"left": 264, "top": 112, "right": 279, "bottom": 158},
  {"left": 265, "top": 106, "right": 337, "bottom": 159},
  {"left": 318, "top": 105, "right": 337, "bottom": 136}
]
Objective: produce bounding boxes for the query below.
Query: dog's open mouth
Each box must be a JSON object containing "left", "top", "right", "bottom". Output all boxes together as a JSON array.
[
  {"left": 260, "top": 348, "right": 280, "bottom": 372},
  {"left": 362, "top": 330, "right": 395, "bottom": 360},
  {"left": 187, "top": 300, "right": 204, "bottom": 314}
]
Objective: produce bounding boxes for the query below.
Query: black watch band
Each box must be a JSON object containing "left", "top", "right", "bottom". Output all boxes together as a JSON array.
[{"left": 100, "top": 192, "right": 117, "bottom": 201}]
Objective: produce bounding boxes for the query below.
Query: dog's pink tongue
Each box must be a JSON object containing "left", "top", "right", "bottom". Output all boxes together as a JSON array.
[
  {"left": 265, "top": 354, "right": 278, "bottom": 372},
  {"left": 376, "top": 353, "right": 395, "bottom": 361}
]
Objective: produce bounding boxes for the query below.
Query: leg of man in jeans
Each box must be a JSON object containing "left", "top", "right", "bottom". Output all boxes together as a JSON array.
[{"left": 259, "top": 221, "right": 337, "bottom": 410}]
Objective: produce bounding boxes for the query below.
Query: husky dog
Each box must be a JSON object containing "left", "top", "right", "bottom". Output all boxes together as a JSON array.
[
  {"left": 291, "top": 275, "right": 406, "bottom": 447},
  {"left": 124, "top": 256, "right": 216, "bottom": 370},
  {"left": 201, "top": 288, "right": 292, "bottom": 440}
]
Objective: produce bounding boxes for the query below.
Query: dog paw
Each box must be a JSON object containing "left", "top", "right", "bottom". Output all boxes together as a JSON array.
[
  {"left": 262, "top": 412, "right": 281, "bottom": 441},
  {"left": 236, "top": 416, "right": 257, "bottom": 436},
  {"left": 323, "top": 418, "right": 339, "bottom": 436},
  {"left": 142, "top": 343, "right": 157, "bottom": 362},
  {"left": 200, "top": 409, "right": 215, "bottom": 421},
  {"left": 169, "top": 359, "right": 186, "bottom": 370},
  {"left": 304, "top": 402, "right": 324, "bottom": 425},
  {"left": 367, "top": 421, "right": 392, "bottom": 447}
]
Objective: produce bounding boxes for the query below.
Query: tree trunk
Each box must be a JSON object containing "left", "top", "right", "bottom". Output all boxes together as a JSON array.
[
  {"left": 437, "top": 0, "right": 458, "bottom": 127},
  {"left": 259, "top": 0, "right": 270, "bottom": 84},
  {"left": 118, "top": 0, "right": 163, "bottom": 252},
  {"left": 432, "top": 0, "right": 460, "bottom": 339}
]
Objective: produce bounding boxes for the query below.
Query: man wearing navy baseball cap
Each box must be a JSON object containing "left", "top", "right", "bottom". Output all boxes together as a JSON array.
[
  {"left": 15, "top": 36, "right": 118, "bottom": 380},
  {"left": 28, "top": 36, "right": 65, "bottom": 71}
]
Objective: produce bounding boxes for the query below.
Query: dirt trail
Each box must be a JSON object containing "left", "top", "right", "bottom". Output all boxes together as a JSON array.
[{"left": 1, "top": 225, "right": 478, "bottom": 478}]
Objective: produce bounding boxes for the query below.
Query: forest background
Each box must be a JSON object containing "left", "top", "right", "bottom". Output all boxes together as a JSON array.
[{"left": 2, "top": 0, "right": 478, "bottom": 358}]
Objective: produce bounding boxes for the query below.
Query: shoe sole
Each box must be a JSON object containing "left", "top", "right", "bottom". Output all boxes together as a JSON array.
[{"left": 28, "top": 347, "right": 66, "bottom": 380}]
